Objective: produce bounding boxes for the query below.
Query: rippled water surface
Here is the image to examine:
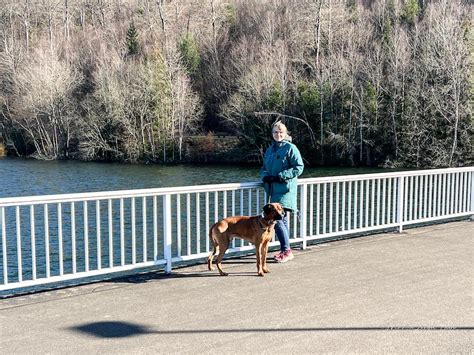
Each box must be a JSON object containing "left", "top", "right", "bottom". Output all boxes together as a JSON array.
[{"left": 1, "top": 158, "right": 389, "bottom": 198}]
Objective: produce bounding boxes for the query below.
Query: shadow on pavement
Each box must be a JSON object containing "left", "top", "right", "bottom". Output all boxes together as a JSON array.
[{"left": 69, "top": 321, "right": 473, "bottom": 339}]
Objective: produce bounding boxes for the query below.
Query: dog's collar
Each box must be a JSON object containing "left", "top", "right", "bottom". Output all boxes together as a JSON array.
[{"left": 258, "top": 216, "right": 275, "bottom": 230}]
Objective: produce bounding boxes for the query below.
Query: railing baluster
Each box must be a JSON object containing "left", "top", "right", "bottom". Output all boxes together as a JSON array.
[
  {"left": 359, "top": 180, "right": 364, "bottom": 228},
  {"left": 309, "top": 184, "right": 314, "bottom": 235},
  {"left": 335, "top": 182, "right": 339, "bottom": 232},
  {"left": 398, "top": 176, "right": 405, "bottom": 233},
  {"left": 119, "top": 198, "right": 124, "bottom": 266},
  {"left": 462, "top": 172, "right": 467, "bottom": 212},
  {"left": 58, "top": 203, "right": 63, "bottom": 275},
  {"left": 293, "top": 205, "right": 297, "bottom": 239},
  {"left": 153, "top": 195, "right": 158, "bottom": 261},
  {"left": 334, "top": 182, "right": 339, "bottom": 232},
  {"left": 186, "top": 194, "right": 191, "bottom": 255},
  {"left": 196, "top": 192, "right": 200, "bottom": 253},
  {"left": 435, "top": 174, "right": 440, "bottom": 217},
  {"left": 30, "top": 205, "right": 36, "bottom": 280},
  {"left": 446, "top": 173, "right": 451, "bottom": 215},
  {"left": 442, "top": 174, "right": 447, "bottom": 216},
  {"left": 437, "top": 173, "right": 441, "bottom": 216},
  {"left": 387, "top": 178, "right": 392, "bottom": 224},
  {"left": 365, "top": 180, "right": 370, "bottom": 228},
  {"left": 232, "top": 190, "right": 236, "bottom": 247},
  {"left": 255, "top": 189, "right": 259, "bottom": 216},
  {"left": 316, "top": 184, "right": 321, "bottom": 235},
  {"left": 44, "top": 204, "right": 50, "bottom": 278},
  {"left": 348, "top": 181, "right": 352, "bottom": 230},
  {"left": 71, "top": 202, "right": 76, "bottom": 274},
  {"left": 354, "top": 180, "right": 359, "bottom": 229},
  {"left": 143, "top": 196, "right": 147, "bottom": 262},
  {"left": 84, "top": 201, "right": 89, "bottom": 271},
  {"left": 213, "top": 191, "right": 217, "bottom": 222},
  {"left": 248, "top": 189, "right": 252, "bottom": 217},
  {"left": 414, "top": 175, "right": 419, "bottom": 220},
  {"left": 387, "top": 178, "right": 397, "bottom": 224},
  {"left": 15, "top": 206, "right": 22, "bottom": 282},
  {"left": 420, "top": 175, "right": 428, "bottom": 218},
  {"left": 231, "top": 190, "right": 236, "bottom": 216},
  {"left": 404, "top": 177, "right": 409, "bottom": 223},
  {"left": 371, "top": 179, "right": 375, "bottom": 227},
  {"left": 300, "top": 184, "right": 308, "bottom": 249},
  {"left": 96, "top": 200, "right": 101, "bottom": 270},
  {"left": 329, "top": 182, "right": 334, "bottom": 233},
  {"left": 466, "top": 171, "right": 471, "bottom": 212},
  {"left": 323, "top": 183, "right": 327, "bottom": 234},
  {"left": 454, "top": 173, "right": 459, "bottom": 214},
  {"left": 206, "top": 192, "right": 210, "bottom": 253},
  {"left": 1, "top": 207, "right": 7, "bottom": 285},
  {"left": 381, "top": 178, "right": 386, "bottom": 225},
  {"left": 450, "top": 173, "right": 455, "bottom": 214},
  {"left": 163, "top": 194, "right": 172, "bottom": 273},
  {"left": 131, "top": 197, "right": 136, "bottom": 265},
  {"left": 240, "top": 190, "right": 244, "bottom": 247},
  {"left": 428, "top": 175, "right": 433, "bottom": 218},
  {"left": 409, "top": 176, "right": 414, "bottom": 221},
  {"left": 176, "top": 195, "right": 181, "bottom": 258},
  {"left": 222, "top": 190, "right": 228, "bottom": 218},
  {"left": 108, "top": 199, "right": 113, "bottom": 268},
  {"left": 470, "top": 171, "right": 474, "bottom": 213},
  {"left": 342, "top": 181, "right": 346, "bottom": 231}
]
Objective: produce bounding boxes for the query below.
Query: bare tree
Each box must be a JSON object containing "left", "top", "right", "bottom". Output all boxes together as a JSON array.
[{"left": 10, "top": 46, "right": 80, "bottom": 159}]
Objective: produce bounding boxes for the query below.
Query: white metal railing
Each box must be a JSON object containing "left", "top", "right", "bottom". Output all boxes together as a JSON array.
[{"left": 0, "top": 167, "right": 473, "bottom": 292}]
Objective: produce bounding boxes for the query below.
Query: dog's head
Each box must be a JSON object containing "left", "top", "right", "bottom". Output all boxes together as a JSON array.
[{"left": 262, "top": 203, "right": 285, "bottom": 221}]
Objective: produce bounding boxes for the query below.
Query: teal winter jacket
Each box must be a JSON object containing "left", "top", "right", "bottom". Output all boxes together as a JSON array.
[{"left": 260, "top": 140, "right": 304, "bottom": 211}]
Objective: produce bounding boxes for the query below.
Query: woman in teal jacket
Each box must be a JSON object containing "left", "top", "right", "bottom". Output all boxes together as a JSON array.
[{"left": 260, "top": 122, "right": 304, "bottom": 263}]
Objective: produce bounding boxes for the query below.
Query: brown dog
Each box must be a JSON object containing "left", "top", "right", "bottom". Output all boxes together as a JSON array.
[{"left": 207, "top": 202, "right": 285, "bottom": 276}]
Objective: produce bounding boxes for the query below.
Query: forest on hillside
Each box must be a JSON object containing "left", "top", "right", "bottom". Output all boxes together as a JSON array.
[{"left": 0, "top": 0, "right": 472, "bottom": 167}]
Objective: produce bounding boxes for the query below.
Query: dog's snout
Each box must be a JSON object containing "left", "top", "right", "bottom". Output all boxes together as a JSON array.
[{"left": 274, "top": 209, "right": 285, "bottom": 220}]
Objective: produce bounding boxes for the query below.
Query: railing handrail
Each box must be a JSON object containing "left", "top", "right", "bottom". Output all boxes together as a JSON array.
[
  {"left": 0, "top": 181, "right": 262, "bottom": 207},
  {"left": 2, "top": 167, "right": 473, "bottom": 207}
]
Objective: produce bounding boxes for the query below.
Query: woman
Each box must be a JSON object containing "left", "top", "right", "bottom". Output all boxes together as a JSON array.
[{"left": 260, "top": 121, "right": 304, "bottom": 263}]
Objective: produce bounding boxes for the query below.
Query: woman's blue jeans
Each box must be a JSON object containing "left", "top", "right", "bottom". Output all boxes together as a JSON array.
[{"left": 274, "top": 211, "right": 290, "bottom": 252}]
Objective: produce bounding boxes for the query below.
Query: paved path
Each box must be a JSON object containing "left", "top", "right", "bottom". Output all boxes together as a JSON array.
[{"left": 1, "top": 221, "right": 473, "bottom": 354}]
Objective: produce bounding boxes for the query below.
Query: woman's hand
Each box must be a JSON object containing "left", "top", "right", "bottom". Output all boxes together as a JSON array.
[{"left": 263, "top": 175, "right": 283, "bottom": 183}]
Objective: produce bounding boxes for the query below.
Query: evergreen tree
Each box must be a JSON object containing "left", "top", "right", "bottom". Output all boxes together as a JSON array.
[
  {"left": 401, "top": 0, "right": 420, "bottom": 26},
  {"left": 179, "top": 33, "right": 201, "bottom": 75},
  {"left": 126, "top": 22, "right": 139, "bottom": 55}
]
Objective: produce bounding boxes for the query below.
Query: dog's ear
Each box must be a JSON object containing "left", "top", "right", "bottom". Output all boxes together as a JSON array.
[{"left": 263, "top": 203, "right": 273, "bottom": 215}]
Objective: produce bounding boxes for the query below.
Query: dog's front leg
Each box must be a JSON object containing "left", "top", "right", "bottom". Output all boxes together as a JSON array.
[
  {"left": 262, "top": 240, "right": 270, "bottom": 274},
  {"left": 256, "top": 242, "right": 264, "bottom": 276}
]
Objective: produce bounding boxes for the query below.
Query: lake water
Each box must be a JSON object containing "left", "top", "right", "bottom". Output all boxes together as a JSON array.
[{"left": 1, "top": 158, "right": 390, "bottom": 198}]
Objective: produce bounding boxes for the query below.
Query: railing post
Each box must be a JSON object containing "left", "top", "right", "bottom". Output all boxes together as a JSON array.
[
  {"left": 397, "top": 176, "right": 405, "bottom": 233},
  {"left": 1, "top": 207, "right": 7, "bottom": 286},
  {"left": 299, "top": 184, "right": 308, "bottom": 249},
  {"left": 163, "top": 194, "right": 173, "bottom": 274}
]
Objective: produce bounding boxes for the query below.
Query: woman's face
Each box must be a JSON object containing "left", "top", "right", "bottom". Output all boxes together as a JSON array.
[{"left": 272, "top": 127, "right": 286, "bottom": 142}]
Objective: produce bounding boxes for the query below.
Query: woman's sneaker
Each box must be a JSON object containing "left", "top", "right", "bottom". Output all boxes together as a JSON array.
[
  {"left": 277, "top": 249, "right": 294, "bottom": 263},
  {"left": 273, "top": 251, "right": 284, "bottom": 261}
]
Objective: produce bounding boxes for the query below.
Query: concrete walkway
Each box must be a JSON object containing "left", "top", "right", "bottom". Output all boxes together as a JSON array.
[{"left": 1, "top": 221, "right": 473, "bottom": 354}]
